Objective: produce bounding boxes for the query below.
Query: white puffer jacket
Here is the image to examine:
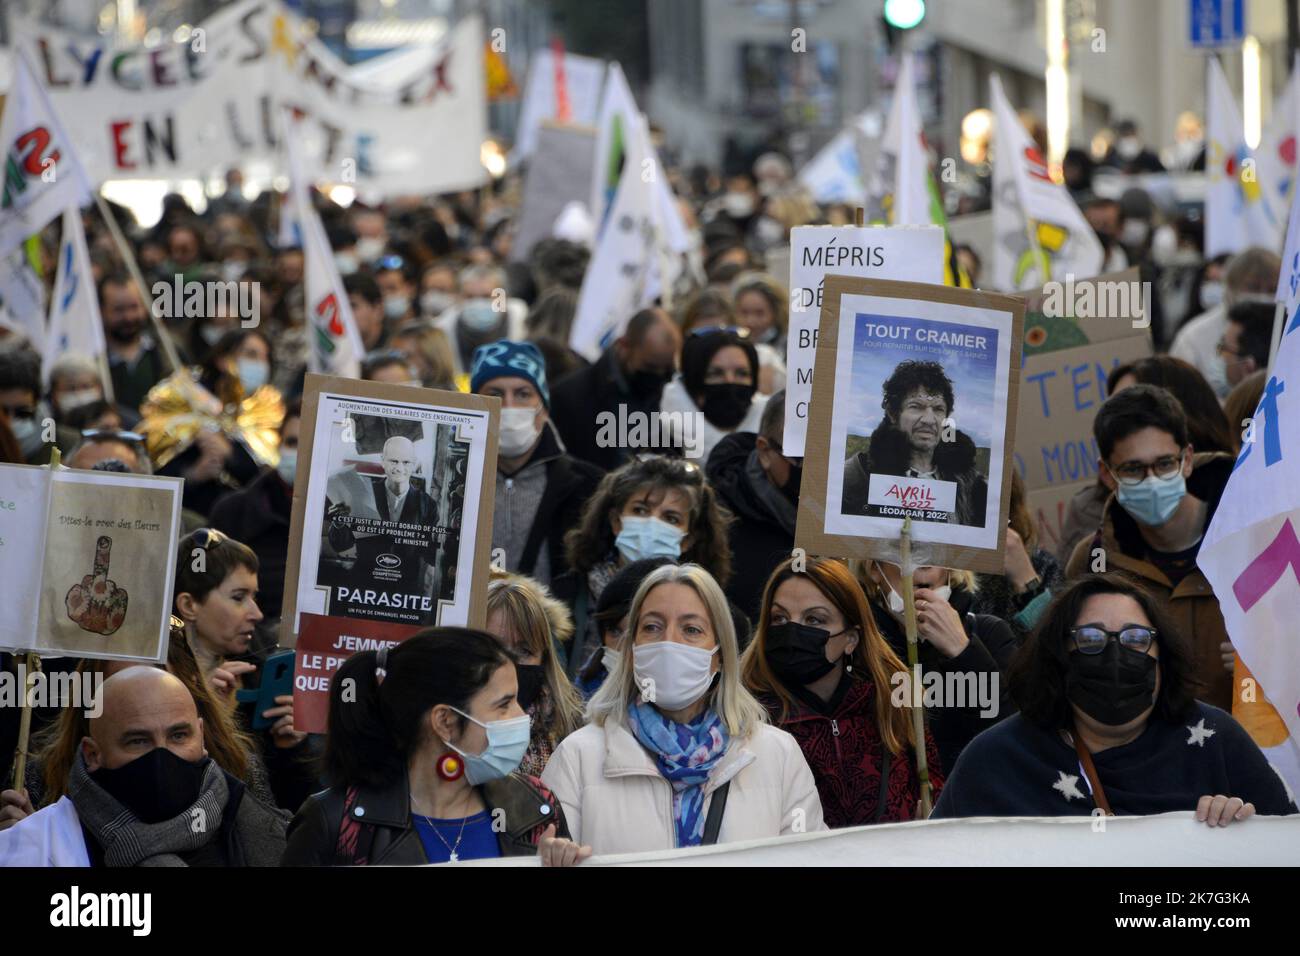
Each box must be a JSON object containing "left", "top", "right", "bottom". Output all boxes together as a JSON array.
[{"left": 541, "top": 718, "right": 826, "bottom": 855}]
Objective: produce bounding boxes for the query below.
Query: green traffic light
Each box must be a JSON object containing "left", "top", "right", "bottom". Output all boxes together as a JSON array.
[{"left": 884, "top": 0, "right": 926, "bottom": 30}]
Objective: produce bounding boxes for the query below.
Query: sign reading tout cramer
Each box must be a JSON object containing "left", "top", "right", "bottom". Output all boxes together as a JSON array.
[{"left": 795, "top": 276, "right": 1025, "bottom": 573}]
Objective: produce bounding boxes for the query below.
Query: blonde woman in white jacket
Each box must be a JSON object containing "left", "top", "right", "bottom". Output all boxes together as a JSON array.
[{"left": 539, "top": 563, "right": 825, "bottom": 863}]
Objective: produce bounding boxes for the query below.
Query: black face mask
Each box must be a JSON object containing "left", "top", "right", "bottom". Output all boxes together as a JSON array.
[
  {"left": 765, "top": 622, "right": 845, "bottom": 686},
  {"left": 1065, "top": 642, "right": 1158, "bottom": 727},
  {"left": 700, "top": 382, "right": 756, "bottom": 429},
  {"left": 515, "top": 663, "right": 547, "bottom": 711},
  {"left": 90, "top": 747, "right": 211, "bottom": 824},
  {"left": 628, "top": 364, "right": 673, "bottom": 398},
  {"left": 107, "top": 321, "right": 143, "bottom": 345},
  {"left": 779, "top": 461, "right": 803, "bottom": 505}
]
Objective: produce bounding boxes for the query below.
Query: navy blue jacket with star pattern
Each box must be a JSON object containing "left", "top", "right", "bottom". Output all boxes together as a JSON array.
[{"left": 931, "top": 702, "right": 1296, "bottom": 818}]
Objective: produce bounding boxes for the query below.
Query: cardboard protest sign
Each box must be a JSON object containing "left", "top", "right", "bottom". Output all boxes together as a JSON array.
[
  {"left": 292, "top": 612, "right": 423, "bottom": 734},
  {"left": 282, "top": 375, "right": 499, "bottom": 650},
  {"left": 783, "top": 225, "right": 945, "bottom": 457},
  {"left": 1012, "top": 270, "right": 1152, "bottom": 544},
  {"left": 511, "top": 123, "right": 596, "bottom": 264},
  {"left": 796, "top": 276, "right": 1024, "bottom": 573},
  {"left": 0, "top": 464, "right": 183, "bottom": 661}
]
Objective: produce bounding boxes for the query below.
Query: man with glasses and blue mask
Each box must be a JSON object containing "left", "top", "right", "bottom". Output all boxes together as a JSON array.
[{"left": 1066, "top": 384, "right": 1237, "bottom": 709}]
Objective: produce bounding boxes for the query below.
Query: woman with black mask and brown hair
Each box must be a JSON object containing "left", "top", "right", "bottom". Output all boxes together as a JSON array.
[
  {"left": 741, "top": 557, "right": 943, "bottom": 826},
  {"left": 282, "top": 629, "right": 575, "bottom": 865},
  {"left": 658, "top": 327, "right": 765, "bottom": 464},
  {"left": 932, "top": 574, "right": 1295, "bottom": 822}
]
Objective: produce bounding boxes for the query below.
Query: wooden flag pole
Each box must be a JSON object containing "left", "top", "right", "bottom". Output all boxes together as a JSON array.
[
  {"left": 9, "top": 651, "right": 41, "bottom": 792},
  {"left": 899, "top": 516, "right": 934, "bottom": 818},
  {"left": 93, "top": 191, "right": 183, "bottom": 374},
  {"left": 10, "top": 447, "right": 59, "bottom": 791}
]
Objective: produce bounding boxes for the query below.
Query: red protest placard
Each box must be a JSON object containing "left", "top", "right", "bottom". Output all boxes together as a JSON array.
[{"left": 292, "top": 612, "right": 423, "bottom": 734}]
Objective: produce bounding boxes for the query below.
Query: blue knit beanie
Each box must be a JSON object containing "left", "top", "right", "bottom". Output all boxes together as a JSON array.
[{"left": 470, "top": 340, "right": 550, "bottom": 407}]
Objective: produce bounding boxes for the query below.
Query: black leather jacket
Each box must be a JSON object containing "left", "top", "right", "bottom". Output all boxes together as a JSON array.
[{"left": 281, "top": 770, "right": 569, "bottom": 866}]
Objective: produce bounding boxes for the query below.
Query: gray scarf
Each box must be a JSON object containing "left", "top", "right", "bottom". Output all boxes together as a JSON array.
[{"left": 67, "top": 751, "right": 229, "bottom": 867}]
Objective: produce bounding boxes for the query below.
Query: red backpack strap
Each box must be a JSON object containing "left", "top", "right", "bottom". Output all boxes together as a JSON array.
[{"left": 334, "top": 786, "right": 375, "bottom": 866}]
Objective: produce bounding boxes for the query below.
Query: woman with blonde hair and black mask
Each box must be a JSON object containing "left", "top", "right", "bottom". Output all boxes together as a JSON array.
[
  {"left": 485, "top": 572, "right": 586, "bottom": 776},
  {"left": 539, "top": 563, "right": 823, "bottom": 863},
  {"left": 742, "top": 557, "right": 943, "bottom": 826}
]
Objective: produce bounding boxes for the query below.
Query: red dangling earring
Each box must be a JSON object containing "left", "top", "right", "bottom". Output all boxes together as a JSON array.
[{"left": 436, "top": 753, "right": 464, "bottom": 781}]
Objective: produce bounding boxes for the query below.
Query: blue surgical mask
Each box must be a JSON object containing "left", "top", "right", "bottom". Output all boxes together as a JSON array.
[
  {"left": 276, "top": 448, "right": 297, "bottom": 487},
  {"left": 1116, "top": 470, "right": 1186, "bottom": 527},
  {"left": 237, "top": 358, "right": 269, "bottom": 394},
  {"left": 615, "top": 515, "right": 685, "bottom": 562},
  {"left": 444, "top": 708, "right": 531, "bottom": 785},
  {"left": 10, "top": 416, "right": 41, "bottom": 456}
]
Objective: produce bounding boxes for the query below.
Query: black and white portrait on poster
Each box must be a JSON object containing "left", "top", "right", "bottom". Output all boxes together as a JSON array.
[{"left": 285, "top": 380, "right": 497, "bottom": 634}]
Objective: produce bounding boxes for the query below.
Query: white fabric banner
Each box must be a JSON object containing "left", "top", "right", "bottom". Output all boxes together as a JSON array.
[
  {"left": 43, "top": 206, "right": 111, "bottom": 395},
  {"left": 1256, "top": 54, "right": 1300, "bottom": 235},
  {"left": 512, "top": 49, "right": 606, "bottom": 161},
  {"left": 990, "top": 74, "right": 1103, "bottom": 291},
  {"left": 568, "top": 108, "right": 664, "bottom": 362},
  {"left": 870, "top": 53, "right": 933, "bottom": 227},
  {"left": 0, "top": 48, "right": 92, "bottom": 258},
  {"left": 285, "top": 113, "right": 363, "bottom": 379},
  {"left": 17, "top": 1, "right": 487, "bottom": 200},
  {"left": 1205, "top": 57, "right": 1281, "bottom": 258},
  {"left": 455, "top": 812, "right": 1300, "bottom": 866},
  {"left": 1200, "top": 251, "right": 1300, "bottom": 792},
  {"left": 798, "top": 112, "right": 879, "bottom": 205}
]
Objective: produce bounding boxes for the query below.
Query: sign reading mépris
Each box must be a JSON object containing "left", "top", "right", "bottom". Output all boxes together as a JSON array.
[{"left": 783, "top": 224, "right": 945, "bottom": 458}]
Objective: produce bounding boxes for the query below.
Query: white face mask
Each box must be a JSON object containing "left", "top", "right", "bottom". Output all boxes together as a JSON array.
[
  {"left": 1199, "top": 280, "right": 1225, "bottom": 310},
  {"left": 498, "top": 406, "right": 541, "bottom": 457},
  {"left": 602, "top": 646, "right": 622, "bottom": 673},
  {"left": 276, "top": 448, "right": 297, "bottom": 486},
  {"left": 59, "top": 388, "right": 101, "bottom": 413},
  {"left": 383, "top": 294, "right": 410, "bottom": 320},
  {"left": 421, "top": 290, "right": 455, "bottom": 316},
  {"left": 356, "top": 237, "right": 386, "bottom": 262},
  {"left": 632, "top": 641, "right": 718, "bottom": 712},
  {"left": 334, "top": 253, "right": 360, "bottom": 276}
]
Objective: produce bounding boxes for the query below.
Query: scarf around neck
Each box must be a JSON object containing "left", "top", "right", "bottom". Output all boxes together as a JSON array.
[
  {"left": 627, "top": 699, "right": 729, "bottom": 847},
  {"left": 67, "top": 751, "right": 229, "bottom": 867}
]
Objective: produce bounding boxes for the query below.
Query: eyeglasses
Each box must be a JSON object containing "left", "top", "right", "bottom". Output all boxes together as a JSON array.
[
  {"left": 1069, "top": 625, "right": 1157, "bottom": 655},
  {"left": 81, "top": 428, "right": 146, "bottom": 444},
  {"left": 192, "top": 527, "right": 229, "bottom": 549},
  {"left": 631, "top": 452, "right": 703, "bottom": 480},
  {"left": 688, "top": 325, "right": 750, "bottom": 339},
  {"left": 1215, "top": 338, "right": 1246, "bottom": 360},
  {"left": 1106, "top": 450, "right": 1185, "bottom": 486}
]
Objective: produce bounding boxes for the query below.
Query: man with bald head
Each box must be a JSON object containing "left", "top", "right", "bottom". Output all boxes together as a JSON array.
[
  {"left": 0, "top": 667, "right": 286, "bottom": 866},
  {"left": 326, "top": 430, "right": 442, "bottom": 607}
]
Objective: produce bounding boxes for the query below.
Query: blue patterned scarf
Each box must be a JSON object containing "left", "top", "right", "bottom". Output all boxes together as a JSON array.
[{"left": 627, "top": 699, "right": 730, "bottom": 847}]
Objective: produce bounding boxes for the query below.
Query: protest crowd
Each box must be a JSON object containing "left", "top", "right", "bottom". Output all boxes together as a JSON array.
[{"left": 1, "top": 1, "right": 1298, "bottom": 872}]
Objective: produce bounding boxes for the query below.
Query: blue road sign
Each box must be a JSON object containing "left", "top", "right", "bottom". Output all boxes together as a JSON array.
[{"left": 1190, "top": 0, "right": 1245, "bottom": 48}]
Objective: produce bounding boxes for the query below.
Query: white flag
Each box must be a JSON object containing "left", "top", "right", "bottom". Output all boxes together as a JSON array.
[
  {"left": 1205, "top": 57, "right": 1281, "bottom": 258},
  {"left": 0, "top": 48, "right": 93, "bottom": 258},
  {"left": 512, "top": 49, "right": 606, "bottom": 162},
  {"left": 43, "top": 206, "right": 111, "bottom": 396},
  {"left": 284, "top": 113, "right": 363, "bottom": 379},
  {"left": 0, "top": 247, "right": 46, "bottom": 346},
  {"left": 869, "top": 54, "right": 933, "bottom": 227},
  {"left": 1257, "top": 53, "right": 1300, "bottom": 235},
  {"left": 798, "top": 112, "right": 879, "bottom": 205},
  {"left": 990, "top": 74, "right": 1102, "bottom": 291},
  {"left": 1199, "top": 241, "right": 1300, "bottom": 793},
  {"left": 590, "top": 63, "right": 690, "bottom": 256},
  {"left": 569, "top": 115, "right": 660, "bottom": 361}
]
